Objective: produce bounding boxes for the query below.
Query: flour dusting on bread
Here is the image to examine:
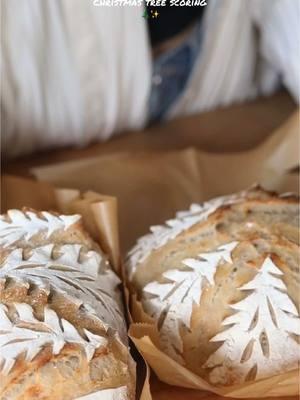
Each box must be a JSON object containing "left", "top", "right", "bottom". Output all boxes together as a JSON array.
[
  {"left": 127, "top": 188, "right": 300, "bottom": 387},
  {"left": 0, "top": 209, "right": 134, "bottom": 400}
]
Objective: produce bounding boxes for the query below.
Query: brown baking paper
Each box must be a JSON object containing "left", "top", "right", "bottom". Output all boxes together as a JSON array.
[
  {"left": 129, "top": 298, "right": 299, "bottom": 398},
  {"left": 1, "top": 174, "right": 151, "bottom": 400},
  {"left": 32, "top": 111, "right": 299, "bottom": 255},
  {"left": 30, "top": 111, "right": 299, "bottom": 398}
]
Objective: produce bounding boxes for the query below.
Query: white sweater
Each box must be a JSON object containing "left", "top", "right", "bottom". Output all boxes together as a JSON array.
[{"left": 1, "top": 0, "right": 299, "bottom": 157}]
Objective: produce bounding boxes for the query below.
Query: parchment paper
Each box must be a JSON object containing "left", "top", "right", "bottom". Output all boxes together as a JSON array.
[
  {"left": 32, "top": 111, "right": 299, "bottom": 254},
  {"left": 16, "top": 111, "right": 300, "bottom": 398}
]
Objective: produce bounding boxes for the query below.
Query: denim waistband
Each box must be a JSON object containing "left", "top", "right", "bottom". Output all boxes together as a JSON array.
[{"left": 149, "top": 18, "right": 203, "bottom": 123}]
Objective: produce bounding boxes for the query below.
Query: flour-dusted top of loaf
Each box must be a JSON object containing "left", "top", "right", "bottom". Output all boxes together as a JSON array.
[
  {"left": 0, "top": 210, "right": 80, "bottom": 248},
  {"left": 126, "top": 187, "right": 283, "bottom": 280},
  {"left": 0, "top": 303, "right": 107, "bottom": 375},
  {"left": 0, "top": 209, "right": 134, "bottom": 400},
  {"left": 127, "top": 188, "right": 299, "bottom": 387},
  {"left": 203, "top": 256, "right": 300, "bottom": 385},
  {"left": 142, "top": 241, "right": 239, "bottom": 363},
  {"left": 76, "top": 386, "right": 128, "bottom": 399},
  {"left": 126, "top": 196, "right": 233, "bottom": 280},
  {"left": 0, "top": 243, "right": 124, "bottom": 336}
]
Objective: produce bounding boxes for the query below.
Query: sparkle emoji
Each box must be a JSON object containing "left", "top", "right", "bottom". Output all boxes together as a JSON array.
[{"left": 151, "top": 10, "right": 159, "bottom": 18}]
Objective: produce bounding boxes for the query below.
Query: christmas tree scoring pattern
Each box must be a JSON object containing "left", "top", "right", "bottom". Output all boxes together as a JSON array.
[
  {"left": 126, "top": 195, "right": 243, "bottom": 279},
  {"left": 0, "top": 244, "right": 124, "bottom": 333},
  {"left": 0, "top": 303, "right": 107, "bottom": 375},
  {"left": 142, "top": 241, "right": 238, "bottom": 362},
  {"left": 127, "top": 193, "right": 240, "bottom": 279},
  {"left": 0, "top": 210, "right": 80, "bottom": 248},
  {"left": 204, "top": 257, "right": 300, "bottom": 385}
]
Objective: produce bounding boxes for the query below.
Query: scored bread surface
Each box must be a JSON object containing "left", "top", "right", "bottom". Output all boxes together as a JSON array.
[
  {"left": 126, "top": 187, "right": 300, "bottom": 387},
  {"left": 0, "top": 209, "right": 134, "bottom": 400}
]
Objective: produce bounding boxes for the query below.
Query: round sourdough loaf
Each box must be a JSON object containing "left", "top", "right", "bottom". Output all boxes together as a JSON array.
[
  {"left": 126, "top": 187, "right": 300, "bottom": 387},
  {"left": 0, "top": 209, "right": 134, "bottom": 400}
]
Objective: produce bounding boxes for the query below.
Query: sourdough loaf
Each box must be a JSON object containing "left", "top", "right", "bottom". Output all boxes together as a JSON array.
[
  {"left": 0, "top": 209, "right": 134, "bottom": 400},
  {"left": 126, "top": 187, "right": 300, "bottom": 387}
]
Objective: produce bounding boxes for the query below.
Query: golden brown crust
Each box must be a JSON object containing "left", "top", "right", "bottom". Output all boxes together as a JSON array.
[
  {"left": 0, "top": 208, "right": 99, "bottom": 262},
  {"left": 129, "top": 188, "right": 299, "bottom": 387},
  {"left": 133, "top": 193, "right": 299, "bottom": 288},
  {"left": 0, "top": 209, "right": 134, "bottom": 400},
  {"left": 1, "top": 345, "right": 129, "bottom": 400}
]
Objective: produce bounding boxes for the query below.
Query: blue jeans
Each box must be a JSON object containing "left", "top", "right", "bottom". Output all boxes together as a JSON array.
[{"left": 149, "top": 19, "right": 203, "bottom": 123}]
